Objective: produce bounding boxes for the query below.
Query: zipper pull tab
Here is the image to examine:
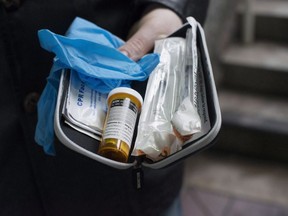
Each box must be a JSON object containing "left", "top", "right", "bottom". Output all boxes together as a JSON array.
[
  {"left": 132, "top": 156, "right": 145, "bottom": 190},
  {"left": 132, "top": 165, "right": 144, "bottom": 190}
]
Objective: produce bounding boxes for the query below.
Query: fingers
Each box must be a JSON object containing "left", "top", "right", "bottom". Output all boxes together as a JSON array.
[
  {"left": 119, "top": 28, "right": 152, "bottom": 61},
  {"left": 119, "top": 7, "right": 182, "bottom": 61}
]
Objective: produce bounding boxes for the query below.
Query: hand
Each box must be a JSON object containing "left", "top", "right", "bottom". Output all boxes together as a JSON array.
[{"left": 119, "top": 5, "right": 183, "bottom": 61}]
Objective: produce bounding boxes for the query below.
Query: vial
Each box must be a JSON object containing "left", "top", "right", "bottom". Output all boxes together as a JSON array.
[{"left": 98, "top": 87, "right": 143, "bottom": 163}]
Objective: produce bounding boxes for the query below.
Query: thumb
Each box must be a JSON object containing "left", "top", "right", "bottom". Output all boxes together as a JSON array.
[{"left": 118, "top": 26, "right": 158, "bottom": 61}]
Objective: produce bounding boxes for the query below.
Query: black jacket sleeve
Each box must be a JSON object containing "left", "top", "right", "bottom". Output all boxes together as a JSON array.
[
  {"left": 137, "top": 0, "right": 188, "bottom": 20},
  {"left": 136, "top": 0, "right": 210, "bottom": 25}
]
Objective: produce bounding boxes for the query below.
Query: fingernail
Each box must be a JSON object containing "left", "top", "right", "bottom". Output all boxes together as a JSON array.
[
  {"left": 120, "top": 50, "right": 129, "bottom": 57},
  {"left": 157, "top": 34, "right": 167, "bottom": 39}
]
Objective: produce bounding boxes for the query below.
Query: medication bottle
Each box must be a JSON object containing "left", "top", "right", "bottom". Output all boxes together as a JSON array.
[{"left": 98, "top": 87, "right": 143, "bottom": 163}]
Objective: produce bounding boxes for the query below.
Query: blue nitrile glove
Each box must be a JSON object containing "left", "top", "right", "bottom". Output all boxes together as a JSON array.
[
  {"left": 35, "top": 67, "right": 61, "bottom": 155},
  {"left": 35, "top": 17, "right": 160, "bottom": 155}
]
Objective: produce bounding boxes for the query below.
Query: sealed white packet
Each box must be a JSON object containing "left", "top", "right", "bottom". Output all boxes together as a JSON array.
[
  {"left": 63, "top": 70, "right": 107, "bottom": 139},
  {"left": 171, "top": 97, "right": 201, "bottom": 142},
  {"left": 172, "top": 17, "right": 202, "bottom": 142}
]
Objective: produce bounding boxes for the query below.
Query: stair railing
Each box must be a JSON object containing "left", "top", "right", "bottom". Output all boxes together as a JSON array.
[{"left": 243, "top": 0, "right": 255, "bottom": 44}]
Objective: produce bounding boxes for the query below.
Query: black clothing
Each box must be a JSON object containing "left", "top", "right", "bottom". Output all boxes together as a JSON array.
[{"left": 0, "top": 0, "right": 209, "bottom": 215}]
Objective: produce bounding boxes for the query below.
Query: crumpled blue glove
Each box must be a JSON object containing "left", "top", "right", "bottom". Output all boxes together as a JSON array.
[{"left": 35, "top": 17, "right": 160, "bottom": 155}]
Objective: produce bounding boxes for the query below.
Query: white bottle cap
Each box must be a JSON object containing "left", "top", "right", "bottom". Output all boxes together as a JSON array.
[{"left": 108, "top": 87, "right": 143, "bottom": 106}]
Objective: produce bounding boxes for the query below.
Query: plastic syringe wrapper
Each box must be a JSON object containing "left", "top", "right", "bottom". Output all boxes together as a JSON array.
[
  {"left": 172, "top": 20, "right": 202, "bottom": 142},
  {"left": 133, "top": 22, "right": 202, "bottom": 161}
]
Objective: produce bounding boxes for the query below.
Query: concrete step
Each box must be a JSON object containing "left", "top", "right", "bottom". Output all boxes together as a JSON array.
[
  {"left": 221, "top": 42, "right": 288, "bottom": 96},
  {"left": 237, "top": 0, "right": 288, "bottom": 43},
  {"left": 239, "top": 0, "right": 288, "bottom": 19},
  {"left": 215, "top": 89, "right": 288, "bottom": 162}
]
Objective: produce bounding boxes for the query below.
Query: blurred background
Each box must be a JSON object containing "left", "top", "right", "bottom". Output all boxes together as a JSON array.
[{"left": 181, "top": 0, "right": 288, "bottom": 215}]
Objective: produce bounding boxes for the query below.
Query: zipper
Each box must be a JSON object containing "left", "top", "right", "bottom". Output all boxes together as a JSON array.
[{"left": 132, "top": 156, "right": 144, "bottom": 190}]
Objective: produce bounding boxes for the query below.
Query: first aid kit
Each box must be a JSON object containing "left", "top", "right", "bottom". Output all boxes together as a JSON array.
[{"left": 53, "top": 17, "right": 222, "bottom": 174}]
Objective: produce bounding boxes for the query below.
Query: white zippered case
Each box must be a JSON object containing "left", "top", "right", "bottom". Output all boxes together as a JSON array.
[{"left": 54, "top": 20, "right": 222, "bottom": 170}]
